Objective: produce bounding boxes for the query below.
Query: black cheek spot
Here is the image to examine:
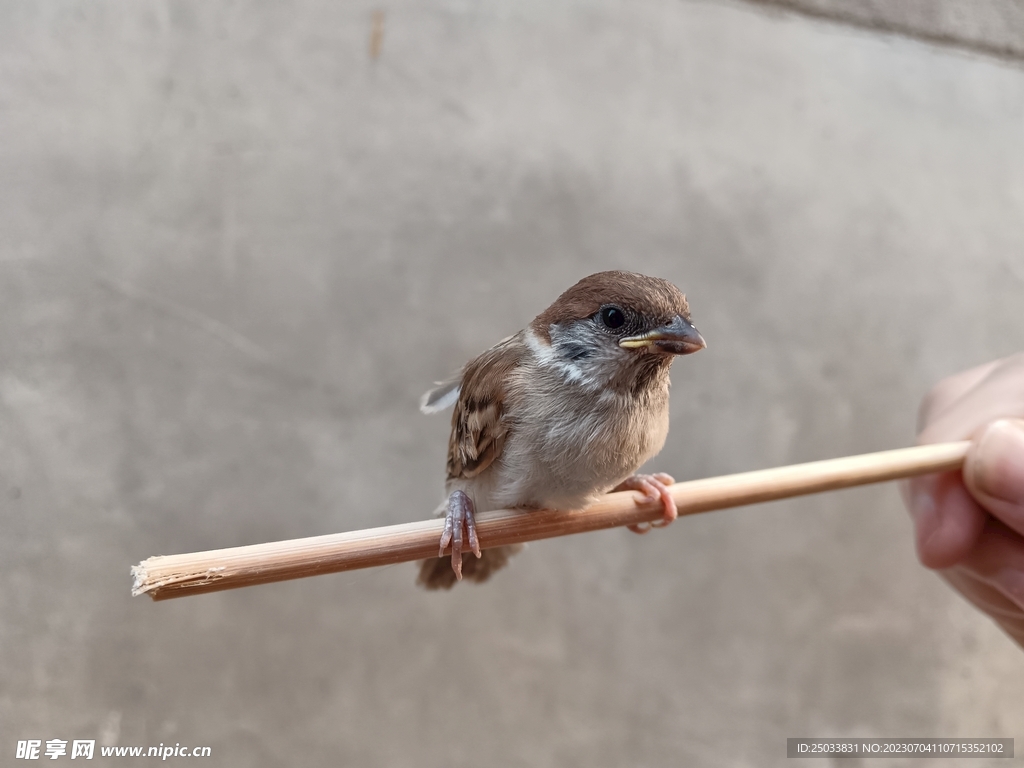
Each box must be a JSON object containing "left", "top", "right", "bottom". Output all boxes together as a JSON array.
[{"left": 561, "top": 341, "right": 592, "bottom": 361}]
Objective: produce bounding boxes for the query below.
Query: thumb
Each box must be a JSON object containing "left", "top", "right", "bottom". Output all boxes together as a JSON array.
[{"left": 964, "top": 419, "right": 1024, "bottom": 536}]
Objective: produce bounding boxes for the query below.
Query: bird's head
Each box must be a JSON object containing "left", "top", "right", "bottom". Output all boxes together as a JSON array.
[{"left": 528, "top": 270, "right": 706, "bottom": 391}]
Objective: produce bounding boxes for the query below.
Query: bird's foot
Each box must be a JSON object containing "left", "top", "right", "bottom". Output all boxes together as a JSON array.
[
  {"left": 439, "top": 490, "right": 482, "bottom": 579},
  {"left": 614, "top": 472, "right": 678, "bottom": 534}
]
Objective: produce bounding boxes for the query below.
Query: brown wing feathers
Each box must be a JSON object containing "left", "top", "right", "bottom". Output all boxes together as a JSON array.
[{"left": 446, "top": 336, "right": 522, "bottom": 480}]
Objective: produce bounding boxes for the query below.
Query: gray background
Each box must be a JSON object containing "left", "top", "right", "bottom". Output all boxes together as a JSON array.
[{"left": 2, "top": 1, "right": 1023, "bottom": 766}]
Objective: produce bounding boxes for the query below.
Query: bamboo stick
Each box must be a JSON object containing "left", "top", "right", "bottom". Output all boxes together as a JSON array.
[{"left": 131, "top": 440, "right": 969, "bottom": 600}]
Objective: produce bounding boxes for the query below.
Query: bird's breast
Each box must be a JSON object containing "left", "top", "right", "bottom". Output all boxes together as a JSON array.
[{"left": 484, "top": 375, "right": 671, "bottom": 510}]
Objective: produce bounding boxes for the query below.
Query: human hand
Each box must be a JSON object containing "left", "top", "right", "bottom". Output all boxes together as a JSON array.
[{"left": 903, "top": 354, "right": 1024, "bottom": 646}]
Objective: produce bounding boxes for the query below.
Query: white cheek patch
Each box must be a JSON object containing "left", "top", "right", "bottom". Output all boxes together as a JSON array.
[
  {"left": 524, "top": 328, "right": 589, "bottom": 384},
  {"left": 526, "top": 325, "right": 633, "bottom": 391}
]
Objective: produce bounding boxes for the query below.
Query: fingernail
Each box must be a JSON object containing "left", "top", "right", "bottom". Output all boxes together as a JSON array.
[{"left": 972, "top": 420, "right": 1024, "bottom": 505}]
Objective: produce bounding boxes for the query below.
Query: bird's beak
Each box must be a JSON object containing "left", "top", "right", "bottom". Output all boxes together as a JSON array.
[{"left": 619, "top": 316, "right": 707, "bottom": 355}]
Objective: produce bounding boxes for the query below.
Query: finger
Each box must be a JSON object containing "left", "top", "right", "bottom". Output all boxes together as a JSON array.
[
  {"left": 945, "top": 569, "right": 1024, "bottom": 619},
  {"left": 942, "top": 569, "right": 1024, "bottom": 649},
  {"left": 652, "top": 472, "right": 675, "bottom": 486},
  {"left": 905, "top": 470, "right": 987, "bottom": 569},
  {"left": 964, "top": 419, "right": 1024, "bottom": 538},
  {"left": 627, "top": 523, "right": 652, "bottom": 534},
  {"left": 919, "top": 354, "right": 1024, "bottom": 444},
  {"left": 948, "top": 517, "right": 1024, "bottom": 612},
  {"left": 917, "top": 358, "right": 1004, "bottom": 433}
]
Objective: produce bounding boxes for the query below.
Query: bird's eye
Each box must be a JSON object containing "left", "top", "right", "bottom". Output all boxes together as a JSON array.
[{"left": 599, "top": 306, "right": 626, "bottom": 330}]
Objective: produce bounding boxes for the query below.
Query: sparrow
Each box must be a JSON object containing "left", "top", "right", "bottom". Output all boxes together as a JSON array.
[{"left": 417, "top": 270, "right": 706, "bottom": 589}]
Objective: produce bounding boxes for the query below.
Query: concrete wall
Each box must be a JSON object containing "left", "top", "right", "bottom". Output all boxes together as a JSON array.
[{"left": 2, "top": 1, "right": 1023, "bottom": 765}]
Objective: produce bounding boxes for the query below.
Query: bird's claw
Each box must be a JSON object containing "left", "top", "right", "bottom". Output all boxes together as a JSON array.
[
  {"left": 439, "top": 490, "right": 482, "bottom": 580},
  {"left": 614, "top": 472, "right": 678, "bottom": 534}
]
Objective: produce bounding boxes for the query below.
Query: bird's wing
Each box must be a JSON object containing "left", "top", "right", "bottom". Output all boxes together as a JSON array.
[{"left": 446, "top": 333, "right": 524, "bottom": 481}]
